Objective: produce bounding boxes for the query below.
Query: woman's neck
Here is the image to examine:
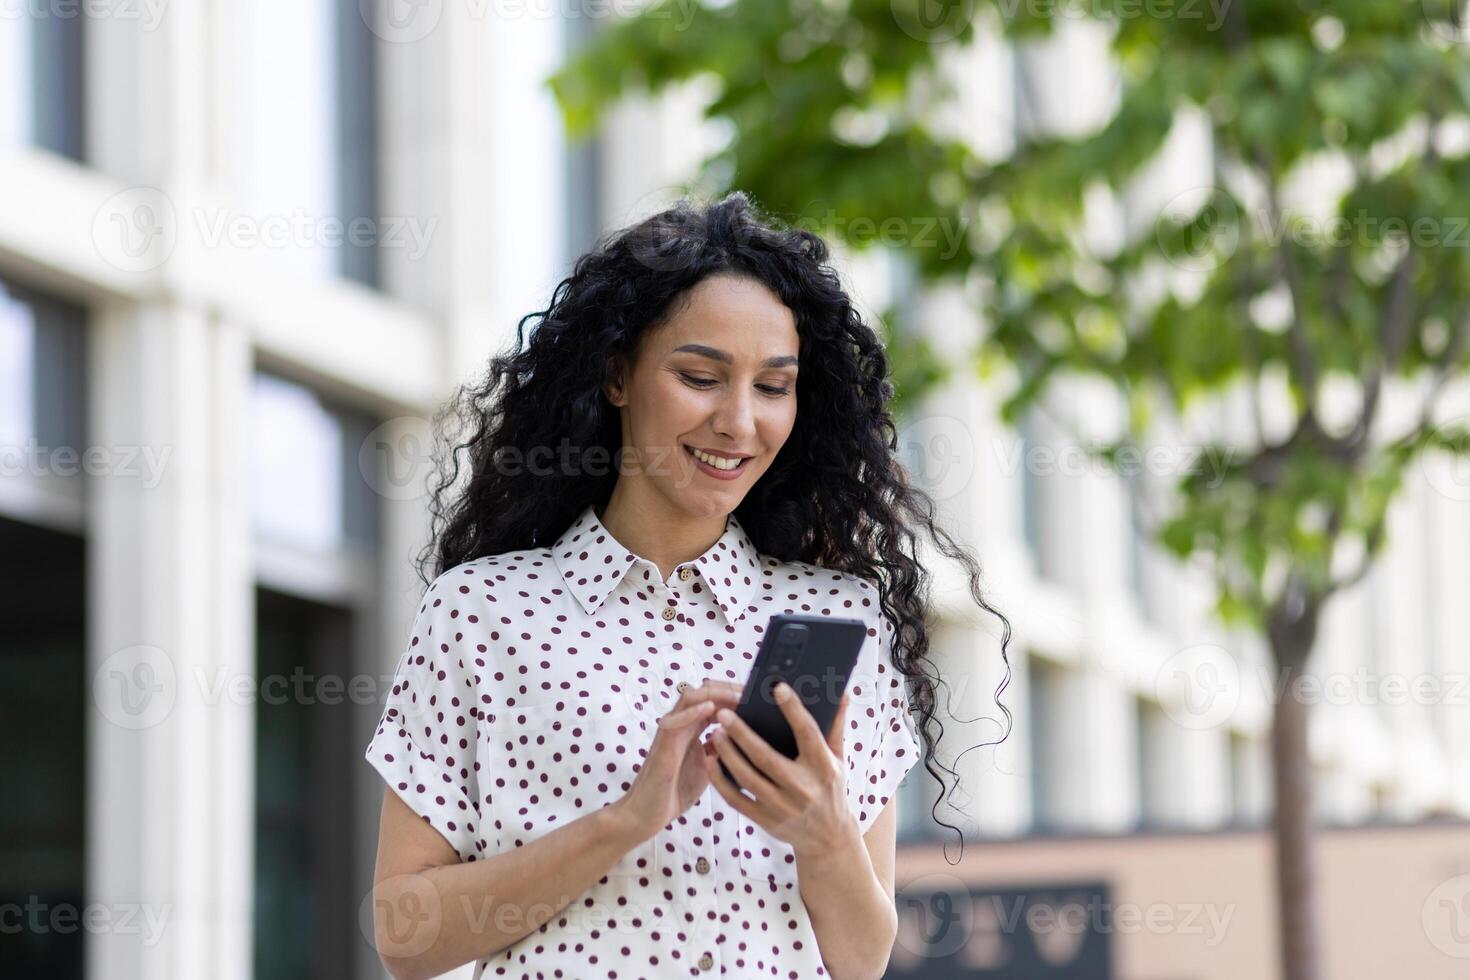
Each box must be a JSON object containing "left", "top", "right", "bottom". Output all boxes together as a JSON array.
[{"left": 596, "top": 493, "right": 729, "bottom": 583}]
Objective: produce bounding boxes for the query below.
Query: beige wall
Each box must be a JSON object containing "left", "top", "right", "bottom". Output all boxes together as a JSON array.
[{"left": 894, "top": 820, "right": 1470, "bottom": 979}]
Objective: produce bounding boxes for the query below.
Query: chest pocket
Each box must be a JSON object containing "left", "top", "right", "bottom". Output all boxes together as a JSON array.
[
  {"left": 734, "top": 810, "right": 801, "bottom": 898},
  {"left": 479, "top": 697, "right": 663, "bottom": 888}
]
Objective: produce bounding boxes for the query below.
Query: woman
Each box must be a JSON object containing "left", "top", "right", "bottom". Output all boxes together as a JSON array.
[{"left": 365, "top": 192, "right": 1012, "bottom": 980}]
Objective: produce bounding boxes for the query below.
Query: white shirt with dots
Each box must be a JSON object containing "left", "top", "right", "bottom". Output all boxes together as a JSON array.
[{"left": 365, "top": 502, "right": 922, "bottom": 978}]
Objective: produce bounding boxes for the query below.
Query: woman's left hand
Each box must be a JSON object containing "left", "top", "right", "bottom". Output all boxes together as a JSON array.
[{"left": 702, "top": 682, "right": 856, "bottom": 858}]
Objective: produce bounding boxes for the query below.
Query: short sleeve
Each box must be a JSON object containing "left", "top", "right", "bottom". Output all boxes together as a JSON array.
[
  {"left": 364, "top": 572, "right": 482, "bottom": 863},
  {"left": 848, "top": 609, "right": 922, "bottom": 835}
]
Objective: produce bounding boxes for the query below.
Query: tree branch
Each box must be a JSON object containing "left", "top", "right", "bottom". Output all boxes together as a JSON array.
[{"left": 1325, "top": 515, "right": 1388, "bottom": 597}]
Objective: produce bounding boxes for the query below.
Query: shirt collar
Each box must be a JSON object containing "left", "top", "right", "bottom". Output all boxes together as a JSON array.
[{"left": 551, "top": 502, "right": 763, "bottom": 624}]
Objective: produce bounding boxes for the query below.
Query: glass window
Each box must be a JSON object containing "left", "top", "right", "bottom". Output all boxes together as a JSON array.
[
  {"left": 1125, "top": 468, "right": 1148, "bottom": 617},
  {"left": 0, "top": 517, "right": 87, "bottom": 978},
  {"left": 0, "top": 16, "right": 28, "bottom": 148},
  {"left": 1363, "top": 565, "right": 1389, "bottom": 725},
  {"left": 250, "top": 374, "right": 345, "bottom": 552},
  {"left": 1026, "top": 657, "right": 1062, "bottom": 832},
  {"left": 335, "top": 1, "right": 380, "bottom": 287},
  {"left": 254, "top": 588, "right": 357, "bottom": 980},
  {"left": 0, "top": 283, "right": 88, "bottom": 976},
  {"left": 895, "top": 763, "right": 930, "bottom": 843},
  {"left": 0, "top": 278, "right": 88, "bottom": 509},
  {"left": 249, "top": 372, "right": 381, "bottom": 976},
  {"left": 561, "top": 11, "right": 604, "bottom": 269},
  {"left": 1017, "top": 410, "right": 1046, "bottom": 577},
  {"left": 1134, "top": 695, "right": 1166, "bottom": 830},
  {"left": 1228, "top": 731, "right": 1267, "bottom": 828},
  {"left": 0, "top": 290, "right": 35, "bottom": 447},
  {"left": 0, "top": 10, "right": 84, "bottom": 160},
  {"left": 232, "top": 1, "right": 379, "bottom": 286},
  {"left": 249, "top": 372, "right": 379, "bottom": 554}
]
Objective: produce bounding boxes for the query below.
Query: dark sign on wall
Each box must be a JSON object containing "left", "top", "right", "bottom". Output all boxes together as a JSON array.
[{"left": 885, "top": 881, "right": 1114, "bottom": 979}]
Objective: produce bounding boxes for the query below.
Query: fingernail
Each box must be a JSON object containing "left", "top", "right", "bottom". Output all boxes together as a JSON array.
[{"left": 775, "top": 682, "right": 790, "bottom": 700}]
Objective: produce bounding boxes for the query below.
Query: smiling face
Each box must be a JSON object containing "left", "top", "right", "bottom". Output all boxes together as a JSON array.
[{"left": 603, "top": 273, "right": 800, "bottom": 520}]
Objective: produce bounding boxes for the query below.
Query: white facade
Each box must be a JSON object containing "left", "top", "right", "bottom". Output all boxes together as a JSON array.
[{"left": 898, "top": 18, "right": 1470, "bottom": 846}]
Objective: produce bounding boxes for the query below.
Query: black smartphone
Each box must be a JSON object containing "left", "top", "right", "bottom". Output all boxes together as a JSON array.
[{"left": 717, "top": 613, "right": 867, "bottom": 792}]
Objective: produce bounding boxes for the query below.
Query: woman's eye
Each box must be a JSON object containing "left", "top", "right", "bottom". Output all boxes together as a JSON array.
[{"left": 680, "top": 373, "right": 791, "bottom": 396}]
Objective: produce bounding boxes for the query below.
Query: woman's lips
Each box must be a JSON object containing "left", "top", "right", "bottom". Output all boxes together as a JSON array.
[{"left": 686, "top": 445, "right": 751, "bottom": 480}]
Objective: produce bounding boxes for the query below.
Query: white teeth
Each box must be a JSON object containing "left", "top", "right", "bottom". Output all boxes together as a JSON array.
[{"left": 689, "top": 447, "right": 746, "bottom": 470}]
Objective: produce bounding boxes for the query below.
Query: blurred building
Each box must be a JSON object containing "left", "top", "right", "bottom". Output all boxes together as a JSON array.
[
  {"left": 883, "top": 16, "right": 1470, "bottom": 980},
  {"left": 1, "top": 6, "right": 1466, "bottom": 980}
]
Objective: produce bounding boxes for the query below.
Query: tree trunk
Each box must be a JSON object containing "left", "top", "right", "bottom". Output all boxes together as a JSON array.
[{"left": 1269, "top": 653, "right": 1322, "bottom": 980}]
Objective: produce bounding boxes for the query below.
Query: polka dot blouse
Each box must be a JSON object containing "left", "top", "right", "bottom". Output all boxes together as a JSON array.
[{"left": 364, "top": 502, "right": 922, "bottom": 978}]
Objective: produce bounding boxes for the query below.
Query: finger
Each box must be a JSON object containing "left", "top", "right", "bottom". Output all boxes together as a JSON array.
[
  {"left": 698, "top": 679, "right": 744, "bottom": 702},
  {"left": 659, "top": 684, "right": 733, "bottom": 732},
  {"left": 773, "top": 681, "right": 828, "bottom": 761},
  {"left": 710, "top": 720, "right": 782, "bottom": 802},
  {"left": 703, "top": 738, "right": 758, "bottom": 819},
  {"left": 672, "top": 680, "right": 741, "bottom": 714},
  {"left": 826, "top": 690, "right": 850, "bottom": 760},
  {"left": 657, "top": 700, "right": 716, "bottom": 735}
]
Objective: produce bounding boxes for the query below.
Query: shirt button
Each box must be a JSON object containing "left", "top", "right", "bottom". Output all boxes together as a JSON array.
[
  {"left": 679, "top": 567, "right": 693, "bottom": 581},
  {"left": 661, "top": 606, "right": 676, "bottom": 621},
  {"left": 695, "top": 856, "right": 711, "bottom": 874},
  {"left": 677, "top": 680, "right": 689, "bottom": 693},
  {"left": 698, "top": 953, "right": 714, "bottom": 970}
]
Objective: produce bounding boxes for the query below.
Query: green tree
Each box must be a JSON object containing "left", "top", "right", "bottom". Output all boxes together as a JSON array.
[{"left": 551, "top": 3, "right": 1470, "bottom": 977}]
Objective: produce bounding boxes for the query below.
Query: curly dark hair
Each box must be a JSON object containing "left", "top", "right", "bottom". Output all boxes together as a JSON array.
[{"left": 417, "top": 190, "right": 1012, "bottom": 856}]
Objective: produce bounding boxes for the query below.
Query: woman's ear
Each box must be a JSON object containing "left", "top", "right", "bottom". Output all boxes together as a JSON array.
[{"left": 603, "top": 355, "right": 627, "bottom": 407}]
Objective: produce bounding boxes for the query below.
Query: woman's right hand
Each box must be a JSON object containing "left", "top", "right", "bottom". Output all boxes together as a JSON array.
[{"left": 615, "top": 681, "right": 743, "bottom": 842}]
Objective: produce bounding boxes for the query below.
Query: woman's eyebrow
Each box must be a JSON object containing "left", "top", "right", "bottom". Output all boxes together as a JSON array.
[{"left": 670, "top": 343, "right": 798, "bottom": 369}]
